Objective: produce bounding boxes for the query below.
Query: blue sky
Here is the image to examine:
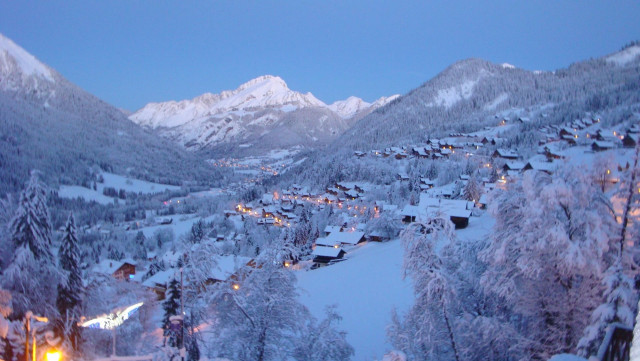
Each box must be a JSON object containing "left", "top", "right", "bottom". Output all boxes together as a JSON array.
[{"left": 1, "top": 1, "right": 639, "bottom": 111}]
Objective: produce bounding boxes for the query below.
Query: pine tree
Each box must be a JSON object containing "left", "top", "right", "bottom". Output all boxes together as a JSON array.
[
  {"left": 576, "top": 261, "right": 634, "bottom": 357},
  {"left": 462, "top": 173, "right": 481, "bottom": 202},
  {"left": 56, "top": 213, "right": 83, "bottom": 351},
  {"left": 162, "top": 278, "right": 182, "bottom": 348},
  {"left": 1, "top": 172, "right": 59, "bottom": 318},
  {"left": 133, "top": 231, "right": 147, "bottom": 260}
]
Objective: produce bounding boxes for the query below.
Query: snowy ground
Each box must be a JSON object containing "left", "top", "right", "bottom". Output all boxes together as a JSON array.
[
  {"left": 296, "top": 211, "right": 494, "bottom": 360},
  {"left": 58, "top": 185, "right": 117, "bottom": 205},
  {"left": 58, "top": 172, "right": 181, "bottom": 204},
  {"left": 296, "top": 240, "right": 413, "bottom": 361}
]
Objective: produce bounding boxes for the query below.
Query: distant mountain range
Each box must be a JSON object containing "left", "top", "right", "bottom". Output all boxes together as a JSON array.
[
  {"left": 0, "top": 33, "right": 217, "bottom": 194},
  {"left": 129, "top": 75, "right": 398, "bottom": 154}
]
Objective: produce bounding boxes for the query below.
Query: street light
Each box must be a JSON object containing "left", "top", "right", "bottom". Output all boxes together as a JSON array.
[{"left": 45, "top": 350, "right": 61, "bottom": 361}]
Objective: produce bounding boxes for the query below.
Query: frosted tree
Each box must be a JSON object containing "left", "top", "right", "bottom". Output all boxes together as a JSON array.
[
  {"left": 205, "top": 248, "right": 311, "bottom": 361},
  {"left": 480, "top": 166, "right": 617, "bottom": 359},
  {"left": 56, "top": 213, "right": 83, "bottom": 351},
  {"left": 162, "top": 278, "right": 182, "bottom": 348},
  {"left": 293, "top": 306, "right": 354, "bottom": 361},
  {"left": 577, "top": 144, "right": 639, "bottom": 357},
  {"left": 1, "top": 172, "right": 59, "bottom": 318},
  {"left": 462, "top": 173, "right": 482, "bottom": 202},
  {"left": 390, "top": 217, "right": 461, "bottom": 361},
  {"left": 133, "top": 231, "right": 148, "bottom": 260},
  {"left": 576, "top": 261, "right": 634, "bottom": 357}
]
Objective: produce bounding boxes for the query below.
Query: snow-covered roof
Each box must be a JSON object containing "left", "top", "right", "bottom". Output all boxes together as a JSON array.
[
  {"left": 312, "top": 246, "right": 344, "bottom": 258},
  {"left": 142, "top": 269, "right": 177, "bottom": 288},
  {"left": 504, "top": 161, "right": 525, "bottom": 170},
  {"left": 324, "top": 225, "right": 342, "bottom": 234},
  {"left": 93, "top": 259, "right": 136, "bottom": 276},
  {"left": 209, "top": 255, "right": 253, "bottom": 282},
  {"left": 324, "top": 231, "right": 365, "bottom": 246},
  {"left": 315, "top": 237, "right": 340, "bottom": 247}
]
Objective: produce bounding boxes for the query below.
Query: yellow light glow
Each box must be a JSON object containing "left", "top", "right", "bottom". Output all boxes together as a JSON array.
[
  {"left": 607, "top": 169, "right": 611, "bottom": 175},
  {"left": 232, "top": 283, "right": 240, "bottom": 291},
  {"left": 45, "top": 351, "right": 61, "bottom": 361},
  {"left": 333, "top": 245, "right": 339, "bottom": 249},
  {"left": 284, "top": 262, "right": 291, "bottom": 268}
]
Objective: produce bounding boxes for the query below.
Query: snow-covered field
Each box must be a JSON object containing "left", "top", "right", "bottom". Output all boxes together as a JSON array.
[
  {"left": 297, "top": 240, "right": 413, "bottom": 361},
  {"left": 58, "top": 172, "right": 181, "bottom": 204},
  {"left": 98, "top": 172, "right": 181, "bottom": 194},
  {"left": 58, "top": 185, "right": 117, "bottom": 205}
]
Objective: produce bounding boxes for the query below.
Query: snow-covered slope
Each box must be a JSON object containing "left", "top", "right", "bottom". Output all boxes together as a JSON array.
[
  {"left": 0, "top": 34, "right": 55, "bottom": 88},
  {"left": 606, "top": 44, "right": 640, "bottom": 66},
  {"left": 130, "top": 76, "right": 398, "bottom": 153},
  {"left": 0, "top": 33, "right": 217, "bottom": 194}
]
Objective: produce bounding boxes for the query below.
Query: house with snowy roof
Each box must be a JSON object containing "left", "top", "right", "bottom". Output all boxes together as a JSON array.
[
  {"left": 93, "top": 259, "right": 137, "bottom": 281},
  {"left": 312, "top": 246, "right": 346, "bottom": 265},
  {"left": 320, "top": 231, "right": 366, "bottom": 246},
  {"left": 142, "top": 269, "right": 177, "bottom": 300},
  {"left": 592, "top": 141, "right": 615, "bottom": 152},
  {"left": 492, "top": 149, "right": 519, "bottom": 160}
]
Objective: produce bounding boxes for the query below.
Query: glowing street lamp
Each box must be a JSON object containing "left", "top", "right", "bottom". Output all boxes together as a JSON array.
[{"left": 45, "top": 350, "right": 61, "bottom": 361}]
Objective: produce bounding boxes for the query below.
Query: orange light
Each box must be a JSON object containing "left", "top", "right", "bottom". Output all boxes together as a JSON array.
[
  {"left": 232, "top": 283, "right": 240, "bottom": 291},
  {"left": 284, "top": 261, "right": 291, "bottom": 268}
]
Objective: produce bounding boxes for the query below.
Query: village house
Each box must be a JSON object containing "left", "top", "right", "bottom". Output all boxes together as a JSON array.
[
  {"left": 592, "top": 140, "right": 615, "bottom": 152},
  {"left": 492, "top": 148, "right": 519, "bottom": 160},
  {"left": 93, "top": 259, "right": 137, "bottom": 281},
  {"left": 312, "top": 246, "right": 346, "bottom": 265}
]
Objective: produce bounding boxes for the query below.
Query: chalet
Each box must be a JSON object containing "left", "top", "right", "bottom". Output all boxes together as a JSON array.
[
  {"left": 93, "top": 259, "right": 137, "bottom": 281},
  {"left": 397, "top": 173, "right": 410, "bottom": 181},
  {"left": 315, "top": 237, "right": 340, "bottom": 248},
  {"left": 367, "top": 230, "right": 392, "bottom": 243},
  {"left": 336, "top": 182, "right": 354, "bottom": 191},
  {"left": 420, "top": 178, "right": 436, "bottom": 188},
  {"left": 322, "top": 231, "right": 366, "bottom": 246},
  {"left": 477, "top": 194, "right": 488, "bottom": 209},
  {"left": 142, "top": 269, "right": 176, "bottom": 300},
  {"left": 440, "top": 149, "right": 452, "bottom": 156},
  {"left": 312, "top": 246, "right": 346, "bottom": 265},
  {"left": 523, "top": 161, "right": 557, "bottom": 174},
  {"left": 517, "top": 117, "right": 531, "bottom": 123},
  {"left": 493, "top": 149, "right": 519, "bottom": 160},
  {"left": 206, "top": 255, "right": 256, "bottom": 285},
  {"left": 559, "top": 127, "right": 577, "bottom": 138},
  {"left": 561, "top": 135, "right": 578, "bottom": 145},
  {"left": 418, "top": 195, "right": 474, "bottom": 229},
  {"left": 156, "top": 217, "right": 173, "bottom": 225},
  {"left": 345, "top": 190, "right": 360, "bottom": 200},
  {"left": 623, "top": 133, "right": 639, "bottom": 148},
  {"left": 324, "top": 225, "right": 342, "bottom": 237},
  {"left": 280, "top": 203, "right": 295, "bottom": 213},
  {"left": 459, "top": 174, "right": 470, "bottom": 181},
  {"left": 503, "top": 162, "right": 525, "bottom": 172},
  {"left": 412, "top": 147, "right": 430, "bottom": 158},
  {"left": 326, "top": 187, "right": 340, "bottom": 195},
  {"left": 354, "top": 151, "right": 366, "bottom": 157},
  {"left": 401, "top": 205, "right": 420, "bottom": 223},
  {"left": 592, "top": 141, "right": 614, "bottom": 152}
]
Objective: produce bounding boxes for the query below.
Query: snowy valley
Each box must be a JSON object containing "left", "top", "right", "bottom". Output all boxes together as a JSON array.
[{"left": 0, "top": 30, "right": 640, "bottom": 361}]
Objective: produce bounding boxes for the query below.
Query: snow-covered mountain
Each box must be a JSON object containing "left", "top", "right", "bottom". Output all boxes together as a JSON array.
[
  {"left": 130, "top": 75, "right": 398, "bottom": 153},
  {"left": 0, "top": 33, "right": 217, "bottom": 194}
]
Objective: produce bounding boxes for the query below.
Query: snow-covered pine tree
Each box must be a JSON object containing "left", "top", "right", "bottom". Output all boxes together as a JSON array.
[
  {"left": 56, "top": 213, "right": 83, "bottom": 351},
  {"left": 133, "top": 231, "right": 147, "bottom": 260},
  {"left": 1, "top": 171, "right": 59, "bottom": 318},
  {"left": 162, "top": 278, "right": 182, "bottom": 348},
  {"left": 576, "top": 261, "right": 634, "bottom": 357},
  {"left": 462, "top": 173, "right": 481, "bottom": 202}
]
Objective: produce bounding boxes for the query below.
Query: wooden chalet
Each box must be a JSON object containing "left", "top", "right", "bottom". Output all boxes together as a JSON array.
[
  {"left": 592, "top": 141, "right": 614, "bottom": 152},
  {"left": 312, "top": 246, "right": 346, "bottom": 265}
]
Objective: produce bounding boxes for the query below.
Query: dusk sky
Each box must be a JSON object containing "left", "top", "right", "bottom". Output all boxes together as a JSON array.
[{"left": 1, "top": 1, "right": 639, "bottom": 111}]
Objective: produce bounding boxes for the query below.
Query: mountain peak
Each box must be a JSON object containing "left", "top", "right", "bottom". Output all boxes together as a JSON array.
[
  {"left": 0, "top": 33, "right": 54, "bottom": 84},
  {"left": 237, "top": 75, "right": 288, "bottom": 91}
]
